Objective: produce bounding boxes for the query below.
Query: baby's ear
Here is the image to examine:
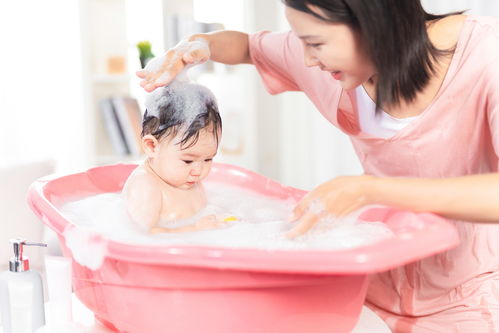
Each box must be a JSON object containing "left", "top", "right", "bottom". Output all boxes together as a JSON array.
[{"left": 142, "top": 135, "right": 159, "bottom": 157}]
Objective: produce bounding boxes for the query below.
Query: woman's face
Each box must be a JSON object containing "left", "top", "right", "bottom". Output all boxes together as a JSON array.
[{"left": 285, "top": 5, "right": 375, "bottom": 90}]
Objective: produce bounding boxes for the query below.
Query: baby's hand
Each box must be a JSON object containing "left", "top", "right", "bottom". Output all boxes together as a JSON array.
[
  {"left": 195, "top": 214, "right": 227, "bottom": 231},
  {"left": 136, "top": 37, "right": 210, "bottom": 92}
]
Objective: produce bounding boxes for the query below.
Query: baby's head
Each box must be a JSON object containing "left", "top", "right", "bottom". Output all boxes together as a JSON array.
[{"left": 142, "top": 81, "right": 222, "bottom": 190}]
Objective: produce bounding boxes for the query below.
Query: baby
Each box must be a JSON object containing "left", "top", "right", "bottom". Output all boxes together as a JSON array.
[{"left": 122, "top": 80, "right": 226, "bottom": 234}]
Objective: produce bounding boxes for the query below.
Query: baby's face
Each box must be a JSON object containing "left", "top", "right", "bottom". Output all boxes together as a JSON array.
[{"left": 152, "top": 127, "right": 219, "bottom": 190}]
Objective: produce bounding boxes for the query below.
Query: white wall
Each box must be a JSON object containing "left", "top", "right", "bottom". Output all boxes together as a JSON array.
[
  {"left": 422, "top": 0, "right": 499, "bottom": 16},
  {"left": 0, "top": 0, "right": 86, "bottom": 172},
  {"left": 0, "top": 0, "right": 84, "bottom": 264}
]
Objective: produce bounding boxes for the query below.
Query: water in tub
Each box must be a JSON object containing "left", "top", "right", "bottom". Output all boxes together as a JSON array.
[{"left": 59, "top": 180, "right": 393, "bottom": 268}]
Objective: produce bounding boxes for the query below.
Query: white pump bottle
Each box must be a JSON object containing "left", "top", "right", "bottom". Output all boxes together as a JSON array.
[{"left": 0, "top": 238, "right": 46, "bottom": 333}]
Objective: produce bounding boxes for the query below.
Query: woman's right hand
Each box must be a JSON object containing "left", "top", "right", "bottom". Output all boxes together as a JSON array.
[{"left": 136, "top": 37, "right": 210, "bottom": 92}]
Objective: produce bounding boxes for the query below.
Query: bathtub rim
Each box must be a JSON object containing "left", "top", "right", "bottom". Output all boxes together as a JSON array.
[{"left": 27, "top": 162, "right": 460, "bottom": 275}]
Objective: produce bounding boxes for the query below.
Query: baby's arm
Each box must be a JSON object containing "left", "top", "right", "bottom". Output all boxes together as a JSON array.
[
  {"left": 124, "top": 173, "right": 162, "bottom": 232},
  {"left": 150, "top": 215, "right": 226, "bottom": 234}
]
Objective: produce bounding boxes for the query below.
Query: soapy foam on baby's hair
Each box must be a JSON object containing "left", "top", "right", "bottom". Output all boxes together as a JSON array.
[
  {"left": 144, "top": 80, "right": 217, "bottom": 127},
  {"left": 60, "top": 182, "right": 394, "bottom": 269}
]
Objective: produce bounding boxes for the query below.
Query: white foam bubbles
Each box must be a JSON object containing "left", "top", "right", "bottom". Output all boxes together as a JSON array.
[
  {"left": 144, "top": 80, "right": 217, "bottom": 127},
  {"left": 58, "top": 182, "right": 394, "bottom": 258},
  {"left": 63, "top": 226, "right": 107, "bottom": 271},
  {"left": 142, "top": 38, "right": 209, "bottom": 77}
]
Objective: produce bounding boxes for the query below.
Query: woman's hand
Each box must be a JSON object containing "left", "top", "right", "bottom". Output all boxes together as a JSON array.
[
  {"left": 136, "top": 37, "right": 210, "bottom": 92},
  {"left": 286, "top": 175, "right": 377, "bottom": 238}
]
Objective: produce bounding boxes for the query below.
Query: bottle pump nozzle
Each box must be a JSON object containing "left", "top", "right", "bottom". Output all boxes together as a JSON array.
[{"left": 9, "top": 238, "right": 47, "bottom": 272}]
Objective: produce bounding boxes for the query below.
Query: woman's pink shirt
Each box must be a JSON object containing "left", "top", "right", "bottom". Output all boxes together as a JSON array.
[{"left": 249, "top": 16, "right": 499, "bottom": 332}]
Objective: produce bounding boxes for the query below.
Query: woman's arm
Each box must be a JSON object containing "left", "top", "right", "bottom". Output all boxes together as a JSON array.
[
  {"left": 189, "top": 31, "right": 252, "bottom": 65},
  {"left": 370, "top": 173, "right": 499, "bottom": 222},
  {"left": 287, "top": 173, "right": 499, "bottom": 238}
]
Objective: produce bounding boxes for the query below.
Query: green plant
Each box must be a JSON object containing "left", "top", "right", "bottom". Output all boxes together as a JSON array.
[{"left": 137, "top": 41, "right": 155, "bottom": 68}]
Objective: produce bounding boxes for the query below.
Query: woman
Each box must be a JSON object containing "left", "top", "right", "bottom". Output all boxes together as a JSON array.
[{"left": 137, "top": 1, "right": 499, "bottom": 331}]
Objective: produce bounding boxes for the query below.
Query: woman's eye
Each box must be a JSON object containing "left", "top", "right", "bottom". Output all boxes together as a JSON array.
[
  {"left": 307, "top": 43, "right": 323, "bottom": 49},
  {"left": 183, "top": 160, "right": 193, "bottom": 164},
  {"left": 204, "top": 159, "right": 213, "bottom": 162}
]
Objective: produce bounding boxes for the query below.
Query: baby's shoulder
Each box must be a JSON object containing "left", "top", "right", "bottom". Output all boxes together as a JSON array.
[{"left": 123, "top": 165, "right": 160, "bottom": 195}]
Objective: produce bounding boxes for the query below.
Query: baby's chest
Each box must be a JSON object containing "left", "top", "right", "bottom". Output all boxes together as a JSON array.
[{"left": 159, "top": 189, "right": 206, "bottom": 221}]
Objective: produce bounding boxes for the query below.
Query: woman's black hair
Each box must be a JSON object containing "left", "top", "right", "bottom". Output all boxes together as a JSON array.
[
  {"left": 142, "top": 88, "right": 222, "bottom": 149},
  {"left": 282, "top": 0, "right": 464, "bottom": 109}
]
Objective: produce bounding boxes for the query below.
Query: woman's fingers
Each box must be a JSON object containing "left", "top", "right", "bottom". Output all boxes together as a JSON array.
[
  {"left": 286, "top": 211, "right": 321, "bottom": 239},
  {"left": 136, "top": 70, "right": 146, "bottom": 78},
  {"left": 139, "top": 70, "right": 160, "bottom": 88},
  {"left": 335, "top": 201, "right": 362, "bottom": 218},
  {"left": 134, "top": 51, "right": 176, "bottom": 91},
  {"left": 144, "top": 83, "right": 157, "bottom": 93},
  {"left": 289, "top": 193, "right": 315, "bottom": 222},
  {"left": 136, "top": 39, "right": 210, "bottom": 92},
  {"left": 155, "top": 72, "right": 172, "bottom": 86},
  {"left": 285, "top": 175, "right": 375, "bottom": 238},
  {"left": 289, "top": 201, "right": 307, "bottom": 222},
  {"left": 182, "top": 52, "right": 195, "bottom": 64}
]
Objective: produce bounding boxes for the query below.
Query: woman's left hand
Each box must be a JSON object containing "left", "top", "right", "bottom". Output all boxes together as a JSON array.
[{"left": 287, "top": 175, "right": 377, "bottom": 238}]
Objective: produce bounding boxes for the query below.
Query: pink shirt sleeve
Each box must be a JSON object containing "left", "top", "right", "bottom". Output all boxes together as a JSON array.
[{"left": 248, "top": 31, "right": 301, "bottom": 95}]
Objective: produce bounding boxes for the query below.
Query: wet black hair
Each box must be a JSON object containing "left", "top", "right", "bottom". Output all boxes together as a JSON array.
[
  {"left": 141, "top": 88, "right": 222, "bottom": 149},
  {"left": 282, "top": 0, "right": 464, "bottom": 109}
]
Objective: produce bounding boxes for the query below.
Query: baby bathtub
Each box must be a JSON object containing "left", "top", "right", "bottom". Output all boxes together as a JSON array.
[{"left": 27, "top": 163, "right": 459, "bottom": 333}]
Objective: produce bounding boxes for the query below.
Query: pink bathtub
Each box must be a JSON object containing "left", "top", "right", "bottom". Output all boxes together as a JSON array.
[{"left": 27, "top": 163, "right": 459, "bottom": 333}]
